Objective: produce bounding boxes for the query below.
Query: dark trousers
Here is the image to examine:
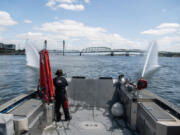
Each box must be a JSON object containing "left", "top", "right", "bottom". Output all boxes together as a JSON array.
[{"left": 55, "top": 92, "right": 70, "bottom": 121}]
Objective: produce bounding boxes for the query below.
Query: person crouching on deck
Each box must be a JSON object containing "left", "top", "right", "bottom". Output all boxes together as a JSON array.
[{"left": 53, "top": 69, "right": 71, "bottom": 122}]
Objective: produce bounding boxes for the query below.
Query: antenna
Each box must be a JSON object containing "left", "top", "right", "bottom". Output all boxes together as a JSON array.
[
  {"left": 63, "top": 40, "right": 65, "bottom": 56},
  {"left": 44, "top": 40, "right": 47, "bottom": 49}
]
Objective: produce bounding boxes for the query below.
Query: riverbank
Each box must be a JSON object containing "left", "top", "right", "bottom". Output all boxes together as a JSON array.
[
  {"left": 0, "top": 50, "right": 180, "bottom": 57},
  {"left": 159, "top": 52, "right": 180, "bottom": 57},
  {"left": 106, "top": 52, "right": 180, "bottom": 57},
  {"left": 0, "top": 49, "right": 25, "bottom": 55}
]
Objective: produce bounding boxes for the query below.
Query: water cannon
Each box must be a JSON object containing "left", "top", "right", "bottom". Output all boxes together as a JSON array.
[{"left": 137, "top": 78, "right": 147, "bottom": 90}]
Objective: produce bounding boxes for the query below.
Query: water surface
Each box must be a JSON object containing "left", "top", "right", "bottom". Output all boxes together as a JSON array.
[{"left": 0, "top": 55, "right": 180, "bottom": 106}]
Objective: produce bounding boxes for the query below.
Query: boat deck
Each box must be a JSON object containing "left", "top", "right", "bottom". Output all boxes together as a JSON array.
[
  {"left": 42, "top": 78, "right": 133, "bottom": 135},
  {"left": 1, "top": 78, "right": 180, "bottom": 135},
  {"left": 42, "top": 104, "right": 132, "bottom": 135}
]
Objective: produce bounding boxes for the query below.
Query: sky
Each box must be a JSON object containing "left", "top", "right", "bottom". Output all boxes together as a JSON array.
[{"left": 0, "top": 0, "right": 180, "bottom": 51}]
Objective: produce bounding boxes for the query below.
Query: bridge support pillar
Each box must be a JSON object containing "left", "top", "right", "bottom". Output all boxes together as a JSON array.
[
  {"left": 111, "top": 51, "right": 114, "bottom": 56},
  {"left": 125, "top": 52, "right": 129, "bottom": 56}
]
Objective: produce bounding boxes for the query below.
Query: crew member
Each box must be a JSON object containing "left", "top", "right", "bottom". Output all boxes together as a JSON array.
[{"left": 53, "top": 69, "right": 71, "bottom": 121}]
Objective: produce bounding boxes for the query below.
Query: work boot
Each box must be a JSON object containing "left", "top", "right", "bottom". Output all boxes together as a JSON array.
[
  {"left": 64, "top": 108, "right": 71, "bottom": 121},
  {"left": 55, "top": 117, "right": 61, "bottom": 122},
  {"left": 56, "top": 116, "right": 62, "bottom": 122},
  {"left": 65, "top": 115, "right": 72, "bottom": 121},
  {"left": 55, "top": 112, "right": 61, "bottom": 122}
]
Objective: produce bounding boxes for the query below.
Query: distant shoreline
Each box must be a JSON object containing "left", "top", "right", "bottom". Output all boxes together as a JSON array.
[
  {"left": 158, "top": 52, "right": 180, "bottom": 57},
  {"left": 0, "top": 50, "right": 180, "bottom": 57},
  {"left": 110, "top": 52, "right": 180, "bottom": 57},
  {"left": 0, "top": 50, "right": 25, "bottom": 55}
]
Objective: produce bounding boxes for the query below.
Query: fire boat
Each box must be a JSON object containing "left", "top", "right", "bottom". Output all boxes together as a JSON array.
[{"left": 0, "top": 42, "right": 180, "bottom": 135}]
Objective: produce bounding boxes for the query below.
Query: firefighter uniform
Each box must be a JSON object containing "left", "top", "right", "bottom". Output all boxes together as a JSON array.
[{"left": 53, "top": 70, "right": 71, "bottom": 121}]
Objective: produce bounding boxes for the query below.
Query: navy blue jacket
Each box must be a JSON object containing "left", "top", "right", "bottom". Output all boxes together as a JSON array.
[{"left": 53, "top": 76, "right": 68, "bottom": 95}]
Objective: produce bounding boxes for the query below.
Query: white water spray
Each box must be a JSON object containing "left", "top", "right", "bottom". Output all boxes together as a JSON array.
[
  {"left": 142, "top": 41, "right": 159, "bottom": 77},
  {"left": 25, "top": 40, "right": 40, "bottom": 68}
]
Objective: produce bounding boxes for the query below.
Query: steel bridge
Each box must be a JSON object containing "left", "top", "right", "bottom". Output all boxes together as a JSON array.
[
  {"left": 80, "top": 47, "right": 144, "bottom": 56},
  {"left": 81, "top": 47, "right": 111, "bottom": 53},
  {"left": 49, "top": 47, "right": 144, "bottom": 56}
]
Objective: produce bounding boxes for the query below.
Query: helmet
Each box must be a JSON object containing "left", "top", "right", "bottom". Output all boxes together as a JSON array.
[
  {"left": 118, "top": 74, "right": 124, "bottom": 80},
  {"left": 55, "top": 69, "right": 63, "bottom": 76}
]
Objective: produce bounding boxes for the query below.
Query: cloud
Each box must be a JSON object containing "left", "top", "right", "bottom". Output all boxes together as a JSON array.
[
  {"left": 24, "top": 19, "right": 32, "bottom": 24},
  {"left": 16, "top": 32, "right": 68, "bottom": 50},
  {"left": 56, "top": 0, "right": 75, "bottom": 3},
  {"left": 16, "top": 32, "right": 43, "bottom": 39},
  {"left": 141, "top": 28, "right": 177, "bottom": 35},
  {"left": 37, "top": 20, "right": 106, "bottom": 36},
  {"left": 14, "top": 20, "right": 180, "bottom": 52},
  {"left": 0, "top": 11, "right": 17, "bottom": 38},
  {"left": 141, "top": 22, "right": 180, "bottom": 52},
  {"left": 46, "top": 0, "right": 56, "bottom": 8},
  {"left": 16, "top": 32, "right": 66, "bottom": 42},
  {"left": 84, "top": 0, "right": 90, "bottom": 3},
  {"left": 17, "top": 20, "right": 136, "bottom": 50},
  {"left": 158, "top": 36, "right": 180, "bottom": 52},
  {"left": 141, "top": 23, "right": 180, "bottom": 35},
  {"left": 157, "top": 23, "right": 180, "bottom": 29},
  {"left": 58, "top": 4, "right": 84, "bottom": 11},
  {"left": 0, "top": 11, "right": 18, "bottom": 26},
  {"left": 46, "top": 0, "right": 88, "bottom": 11}
]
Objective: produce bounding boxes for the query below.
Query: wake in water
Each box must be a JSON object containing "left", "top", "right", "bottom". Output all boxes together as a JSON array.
[
  {"left": 142, "top": 41, "right": 160, "bottom": 78},
  {"left": 25, "top": 40, "right": 40, "bottom": 68}
]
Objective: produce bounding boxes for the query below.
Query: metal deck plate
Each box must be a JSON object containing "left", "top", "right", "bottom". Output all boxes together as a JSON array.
[
  {"left": 43, "top": 79, "right": 132, "bottom": 135},
  {"left": 141, "top": 102, "right": 175, "bottom": 121},
  {"left": 42, "top": 106, "right": 132, "bottom": 135}
]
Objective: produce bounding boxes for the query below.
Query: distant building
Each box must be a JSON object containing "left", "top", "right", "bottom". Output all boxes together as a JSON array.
[{"left": 0, "top": 43, "right": 16, "bottom": 50}]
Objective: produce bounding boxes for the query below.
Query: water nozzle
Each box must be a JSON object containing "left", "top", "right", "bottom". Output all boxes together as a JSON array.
[{"left": 137, "top": 78, "right": 147, "bottom": 90}]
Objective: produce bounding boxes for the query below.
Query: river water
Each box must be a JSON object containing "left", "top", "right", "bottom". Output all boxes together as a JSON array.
[{"left": 0, "top": 54, "right": 180, "bottom": 107}]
